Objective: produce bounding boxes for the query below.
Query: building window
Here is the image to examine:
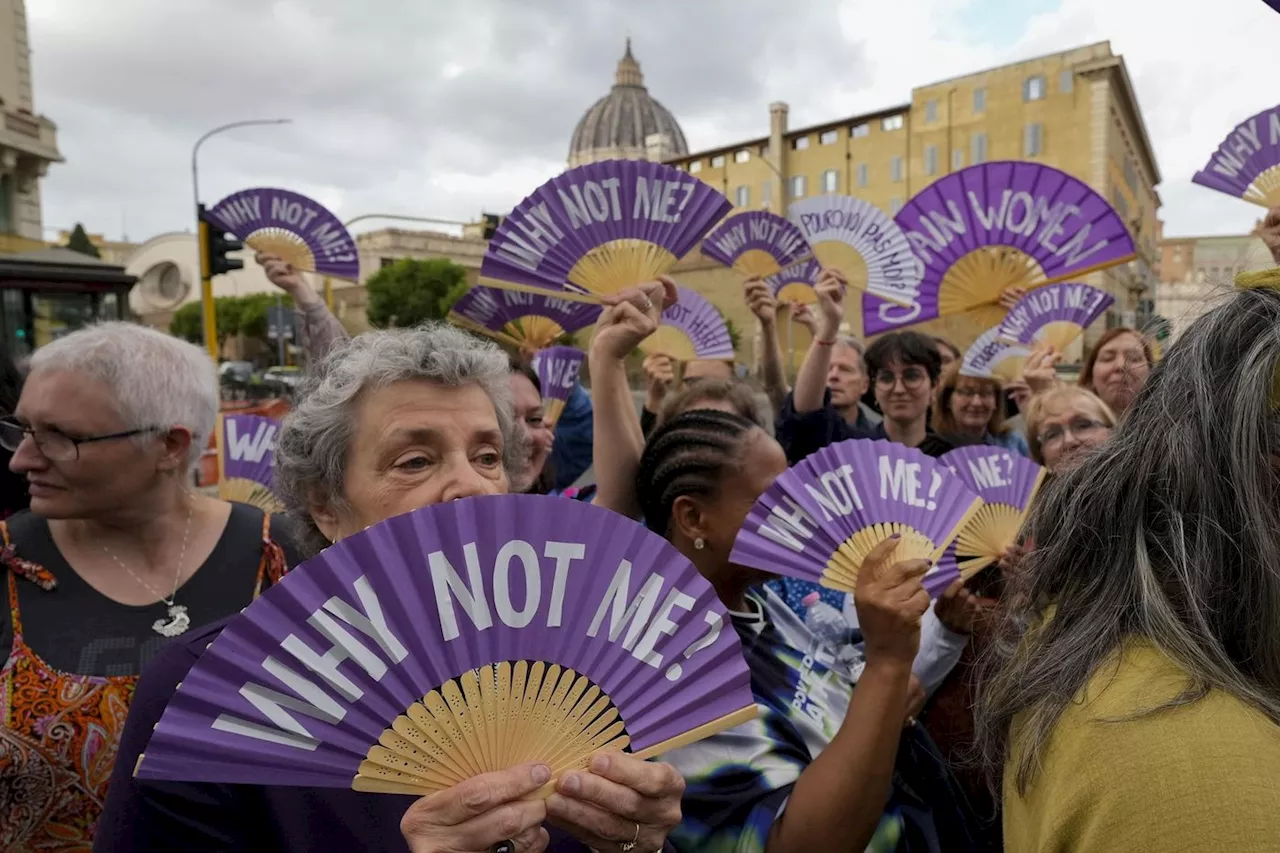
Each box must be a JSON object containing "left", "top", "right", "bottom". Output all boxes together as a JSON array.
[
  {"left": 1023, "top": 123, "right": 1044, "bottom": 157},
  {"left": 1123, "top": 158, "right": 1137, "bottom": 193},
  {"left": 762, "top": 180, "right": 772, "bottom": 205},
  {"left": 689, "top": 160, "right": 702, "bottom": 174},
  {"left": 973, "top": 87, "right": 986, "bottom": 113},
  {"left": 856, "top": 162, "right": 869, "bottom": 187},
  {"left": 882, "top": 115, "right": 904, "bottom": 132},
  {"left": 890, "top": 156, "right": 904, "bottom": 182},
  {"left": 734, "top": 149, "right": 750, "bottom": 163},
  {"left": 0, "top": 175, "right": 10, "bottom": 234},
  {"left": 380, "top": 257, "right": 397, "bottom": 269},
  {"left": 952, "top": 148, "right": 965, "bottom": 170},
  {"left": 1112, "top": 188, "right": 1129, "bottom": 220},
  {"left": 734, "top": 186, "right": 750, "bottom": 207},
  {"left": 711, "top": 154, "right": 726, "bottom": 167},
  {"left": 822, "top": 169, "right": 839, "bottom": 193},
  {"left": 759, "top": 143, "right": 769, "bottom": 155},
  {"left": 924, "top": 99, "right": 938, "bottom": 123},
  {"left": 889, "top": 197, "right": 904, "bottom": 215},
  {"left": 972, "top": 132, "right": 988, "bottom": 164},
  {"left": 851, "top": 122, "right": 870, "bottom": 138},
  {"left": 819, "top": 130, "right": 839, "bottom": 145},
  {"left": 924, "top": 145, "right": 938, "bottom": 176},
  {"left": 792, "top": 136, "right": 810, "bottom": 151},
  {"left": 790, "top": 175, "right": 807, "bottom": 199},
  {"left": 1060, "top": 69, "right": 1074, "bottom": 94},
  {"left": 1024, "top": 75, "right": 1046, "bottom": 102}
]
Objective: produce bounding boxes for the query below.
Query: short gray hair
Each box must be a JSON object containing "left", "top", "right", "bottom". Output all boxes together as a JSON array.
[
  {"left": 274, "top": 323, "right": 519, "bottom": 553},
  {"left": 29, "top": 321, "right": 216, "bottom": 469},
  {"left": 834, "top": 335, "right": 867, "bottom": 375}
]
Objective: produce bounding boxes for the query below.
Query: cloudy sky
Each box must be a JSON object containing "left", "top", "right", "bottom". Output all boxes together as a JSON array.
[{"left": 26, "top": 0, "right": 1279, "bottom": 244}]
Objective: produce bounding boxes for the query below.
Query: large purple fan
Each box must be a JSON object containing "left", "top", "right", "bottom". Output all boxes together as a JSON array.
[
  {"left": 531, "top": 346, "right": 586, "bottom": 428},
  {"left": 996, "top": 283, "right": 1114, "bottom": 349},
  {"left": 863, "top": 162, "right": 1136, "bottom": 336},
  {"left": 218, "top": 414, "right": 282, "bottom": 511},
  {"left": 480, "top": 160, "right": 732, "bottom": 298},
  {"left": 931, "top": 447, "right": 1045, "bottom": 593},
  {"left": 1191, "top": 104, "right": 1280, "bottom": 208},
  {"left": 136, "top": 495, "right": 757, "bottom": 794},
  {"left": 208, "top": 188, "right": 360, "bottom": 280},
  {"left": 646, "top": 286, "right": 735, "bottom": 361},
  {"left": 700, "top": 211, "right": 810, "bottom": 277},
  {"left": 729, "top": 439, "right": 981, "bottom": 598},
  {"left": 449, "top": 284, "right": 601, "bottom": 350},
  {"left": 764, "top": 258, "right": 822, "bottom": 305}
]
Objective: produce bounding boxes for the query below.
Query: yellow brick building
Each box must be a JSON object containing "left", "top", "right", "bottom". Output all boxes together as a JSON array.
[{"left": 658, "top": 41, "right": 1161, "bottom": 366}]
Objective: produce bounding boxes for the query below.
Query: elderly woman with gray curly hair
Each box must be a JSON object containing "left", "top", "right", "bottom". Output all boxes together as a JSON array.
[
  {"left": 975, "top": 274, "right": 1280, "bottom": 851},
  {"left": 100, "top": 314, "right": 684, "bottom": 853}
]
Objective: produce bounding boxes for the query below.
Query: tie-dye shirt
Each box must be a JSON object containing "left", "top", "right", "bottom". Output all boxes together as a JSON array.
[{"left": 661, "top": 586, "right": 904, "bottom": 853}]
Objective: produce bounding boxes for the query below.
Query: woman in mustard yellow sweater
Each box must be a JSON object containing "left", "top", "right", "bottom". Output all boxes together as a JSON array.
[{"left": 976, "top": 273, "right": 1280, "bottom": 852}]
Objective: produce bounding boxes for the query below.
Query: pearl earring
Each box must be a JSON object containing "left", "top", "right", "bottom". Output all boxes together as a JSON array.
[{"left": 694, "top": 538, "right": 706, "bottom": 550}]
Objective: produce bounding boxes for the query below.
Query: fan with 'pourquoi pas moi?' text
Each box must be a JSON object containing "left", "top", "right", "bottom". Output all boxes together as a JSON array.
[
  {"left": 730, "top": 439, "right": 982, "bottom": 597},
  {"left": 960, "top": 327, "right": 1031, "bottom": 382},
  {"left": 448, "top": 284, "right": 602, "bottom": 351},
  {"left": 207, "top": 188, "right": 361, "bottom": 281},
  {"left": 217, "top": 414, "right": 283, "bottom": 513},
  {"left": 134, "top": 495, "right": 757, "bottom": 796}
]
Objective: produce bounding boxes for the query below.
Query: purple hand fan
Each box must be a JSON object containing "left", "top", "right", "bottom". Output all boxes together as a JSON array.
[
  {"left": 480, "top": 160, "right": 732, "bottom": 300},
  {"left": 218, "top": 414, "right": 283, "bottom": 512},
  {"left": 995, "top": 282, "right": 1113, "bottom": 350},
  {"left": 700, "top": 211, "right": 810, "bottom": 278},
  {"left": 787, "top": 195, "right": 921, "bottom": 307},
  {"left": 863, "top": 162, "right": 1136, "bottom": 337},
  {"left": 135, "top": 495, "right": 757, "bottom": 794},
  {"left": 960, "top": 327, "right": 1030, "bottom": 382},
  {"left": 765, "top": 258, "right": 822, "bottom": 305},
  {"left": 1191, "top": 104, "right": 1280, "bottom": 207},
  {"left": 729, "top": 439, "right": 982, "bottom": 598},
  {"left": 930, "top": 447, "right": 1045, "bottom": 594},
  {"left": 449, "top": 284, "right": 602, "bottom": 351},
  {"left": 531, "top": 346, "right": 585, "bottom": 429},
  {"left": 208, "top": 188, "right": 360, "bottom": 280},
  {"left": 646, "top": 285, "right": 735, "bottom": 362}
]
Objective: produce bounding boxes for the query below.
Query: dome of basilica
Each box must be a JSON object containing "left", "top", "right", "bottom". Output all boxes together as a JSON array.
[{"left": 568, "top": 40, "right": 689, "bottom": 167}]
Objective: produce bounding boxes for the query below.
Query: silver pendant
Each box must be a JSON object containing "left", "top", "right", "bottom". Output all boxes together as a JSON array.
[{"left": 152, "top": 604, "right": 190, "bottom": 637}]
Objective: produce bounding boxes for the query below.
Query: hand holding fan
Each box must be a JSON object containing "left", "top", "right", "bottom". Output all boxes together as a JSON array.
[
  {"left": 787, "top": 195, "right": 922, "bottom": 307},
  {"left": 531, "top": 346, "right": 586, "bottom": 428},
  {"left": 930, "top": 447, "right": 1045, "bottom": 595},
  {"left": 643, "top": 285, "right": 735, "bottom": 361},
  {"left": 730, "top": 439, "right": 982, "bottom": 597},
  {"left": 218, "top": 414, "right": 283, "bottom": 512},
  {"left": 449, "top": 284, "right": 602, "bottom": 351},
  {"left": 208, "top": 188, "right": 360, "bottom": 280},
  {"left": 700, "top": 212, "right": 810, "bottom": 278},
  {"left": 480, "top": 160, "right": 732, "bottom": 301},
  {"left": 961, "top": 327, "right": 1031, "bottom": 382},
  {"left": 764, "top": 258, "right": 822, "bottom": 305},
  {"left": 135, "top": 495, "right": 756, "bottom": 794},
  {"left": 996, "top": 282, "right": 1113, "bottom": 350},
  {"left": 1192, "top": 104, "right": 1280, "bottom": 207}
]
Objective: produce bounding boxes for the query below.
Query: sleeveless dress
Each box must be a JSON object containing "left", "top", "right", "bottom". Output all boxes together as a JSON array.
[{"left": 0, "top": 510, "right": 287, "bottom": 852}]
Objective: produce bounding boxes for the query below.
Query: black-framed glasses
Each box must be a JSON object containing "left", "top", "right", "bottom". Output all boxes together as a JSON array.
[
  {"left": 874, "top": 367, "right": 929, "bottom": 390},
  {"left": 0, "top": 417, "right": 164, "bottom": 462},
  {"left": 1038, "top": 418, "right": 1106, "bottom": 449}
]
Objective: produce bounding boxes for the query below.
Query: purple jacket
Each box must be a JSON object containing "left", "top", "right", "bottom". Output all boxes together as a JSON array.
[{"left": 96, "top": 617, "right": 605, "bottom": 852}]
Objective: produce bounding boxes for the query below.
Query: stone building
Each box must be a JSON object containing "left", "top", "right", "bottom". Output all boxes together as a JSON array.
[{"left": 1156, "top": 232, "right": 1272, "bottom": 341}]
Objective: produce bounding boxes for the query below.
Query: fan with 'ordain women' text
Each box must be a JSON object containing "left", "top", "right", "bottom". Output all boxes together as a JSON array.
[
  {"left": 479, "top": 160, "right": 731, "bottom": 301},
  {"left": 730, "top": 439, "right": 981, "bottom": 597},
  {"left": 531, "top": 346, "right": 586, "bottom": 429},
  {"left": 700, "top": 211, "right": 811, "bottom": 278},
  {"left": 135, "top": 495, "right": 757, "bottom": 795},
  {"left": 996, "top": 282, "right": 1113, "bottom": 351},
  {"left": 643, "top": 285, "right": 735, "bottom": 362},
  {"left": 207, "top": 188, "right": 360, "bottom": 281},
  {"left": 862, "top": 162, "right": 1135, "bottom": 346},
  {"left": 1192, "top": 104, "right": 1280, "bottom": 208},
  {"left": 448, "top": 284, "right": 601, "bottom": 351},
  {"left": 217, "top": 414, "right": 283, "bottom": 512}
]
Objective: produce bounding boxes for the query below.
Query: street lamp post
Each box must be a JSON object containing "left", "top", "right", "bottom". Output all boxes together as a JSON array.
[
  {"left": 322, "top": 213, "right": 471, "bottom": 311},
  {"left": 191, "top": 118, "right": 292, "bottom": 359}
]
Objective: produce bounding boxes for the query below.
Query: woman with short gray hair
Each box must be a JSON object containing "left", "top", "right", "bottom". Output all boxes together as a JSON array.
[{"left": 977, "top": 278, "right": 1280, "bottom": 850}]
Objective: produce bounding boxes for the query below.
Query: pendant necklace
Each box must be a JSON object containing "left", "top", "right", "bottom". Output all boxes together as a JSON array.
[{"left": 101, "top": 502, "right": 195, "bottom": 637}]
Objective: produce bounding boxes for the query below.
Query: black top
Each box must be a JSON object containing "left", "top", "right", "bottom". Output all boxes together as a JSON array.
[
  {"left": 0, "top": 504, "right": 302, "bottom": 677},
  {"left": 775, "top": 389, "right": 954, "bottom": 465}
]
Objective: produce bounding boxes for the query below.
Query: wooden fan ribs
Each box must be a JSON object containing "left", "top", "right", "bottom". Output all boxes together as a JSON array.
[
  {"left": 568, "top": 239, "right": 676, "bottom": 297},
  {"left": 939, "top": 248, "right": 1044, "bottom": 316},
  {"left": 822, "top": 524, "right": 936, "bottom": 592},
  {"left": 219, "top": 478, "right": 283, "bottom": 513},
  {"left": 246, "top": 229, "right": 317, "bottom": 274}
]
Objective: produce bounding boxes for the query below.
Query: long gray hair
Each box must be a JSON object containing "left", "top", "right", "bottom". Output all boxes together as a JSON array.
[{"left": 975, "top": 285, "right": 1280, "bottom": 794}]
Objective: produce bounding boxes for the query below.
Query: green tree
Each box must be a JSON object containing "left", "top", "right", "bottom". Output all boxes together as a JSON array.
[
  {"left": 365, "top": 258, "right": 469, "bottom": 329},
  {"left": 167, "top": 295, "right": 261, "bottom": 349},
  {"left": 169, "top": 302, "right": 204, "bottom": 342},
  {"left": 722, "top": 314, "right": 742, "bottom": 353},
  {"left": 63, "top": 223, "right": 100, "bottom": 258}
]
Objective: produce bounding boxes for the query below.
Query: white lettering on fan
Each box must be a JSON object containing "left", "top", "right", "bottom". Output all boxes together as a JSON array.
[{"left": 225, "top": 419, "right": 277, "bottom": 464}]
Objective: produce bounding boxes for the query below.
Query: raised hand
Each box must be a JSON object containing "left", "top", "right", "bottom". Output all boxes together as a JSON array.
[
  {"left": 255, "top": 251, "right": 323, "bottom": 308},
  {"left": 1020, "top": 346, "right": 1062, "bottom": 396},
  {"left": 1258, "top": 207, "right": 1280, "bottom": 265},
  {"left": 789, "top": 302, "right": 818, "bottom": 334},
  {"left": 854, "top": 537, "right": 931, "bottom": 671},
  {"left": 546, "top": 752, "right": 683, "bottom": 853},
  {"left": 933, "top": 577, "right": 992, "bottom": 636},
  {"left": 814, "top": 268, "right": 847, "bottom": 339},
  {"left": 998, "top": 287, "right": 1028, "bottom": 311},
  {"left": 400, "top": 763, "right": 551, "bottom": 853},
  {"left": 590, "top": 276, "right": 676, "bottom": 363},
  {"left": 743, "top": 277, "right": 777, "bottom": 327}
]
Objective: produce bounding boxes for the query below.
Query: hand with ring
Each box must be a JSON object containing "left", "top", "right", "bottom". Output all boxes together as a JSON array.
[
  {"left": 400, "top": 763, "right": 551, "bottom": 853},
  {"left": 545, "top": 751, "right": 684, "bottom": 853},
  {"left": 590, "top": 277, "right": 678, "bottom": 363}
]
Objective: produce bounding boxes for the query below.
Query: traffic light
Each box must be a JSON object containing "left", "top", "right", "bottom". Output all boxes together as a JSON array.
[
  {"left": 481, "top": 213, "right": 502, "bottom": 240},
  {"left": 198, "top": 204, "right": 245, "bottom": 277}
]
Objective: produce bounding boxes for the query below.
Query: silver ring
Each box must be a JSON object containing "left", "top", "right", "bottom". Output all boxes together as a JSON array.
[
  {"left": 637, "top": 296, "right": 654, "bottom": 313},
  {"left": 491, "top": 841, "right": 515, "bottom": 853},
  {"left": 619, "top": 822, "right": 640, "bottom": 852}
]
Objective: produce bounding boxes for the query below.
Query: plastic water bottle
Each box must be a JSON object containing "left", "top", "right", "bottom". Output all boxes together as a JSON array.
[{"left": 802, "top": 591, "right": 853, "bottom": 648}]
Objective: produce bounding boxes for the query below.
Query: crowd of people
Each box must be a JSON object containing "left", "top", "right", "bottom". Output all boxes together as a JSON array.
[{"left": 0, "top": 224, "right": 1277, "bottom": 852}]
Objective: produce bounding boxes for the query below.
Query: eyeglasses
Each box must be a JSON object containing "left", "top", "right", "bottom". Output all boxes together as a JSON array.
[
  {"left": 1038, "top": 418, "right": 1106, "bottom": 449},
  {"left": 0, "top": 417, "right": 163, "bottom": 462},
  {"left": 953, "top": 386, "right": 997, "bottom": 401},
  {"left": 874, "top": 368, "right": 929, "bottom": 390}
]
